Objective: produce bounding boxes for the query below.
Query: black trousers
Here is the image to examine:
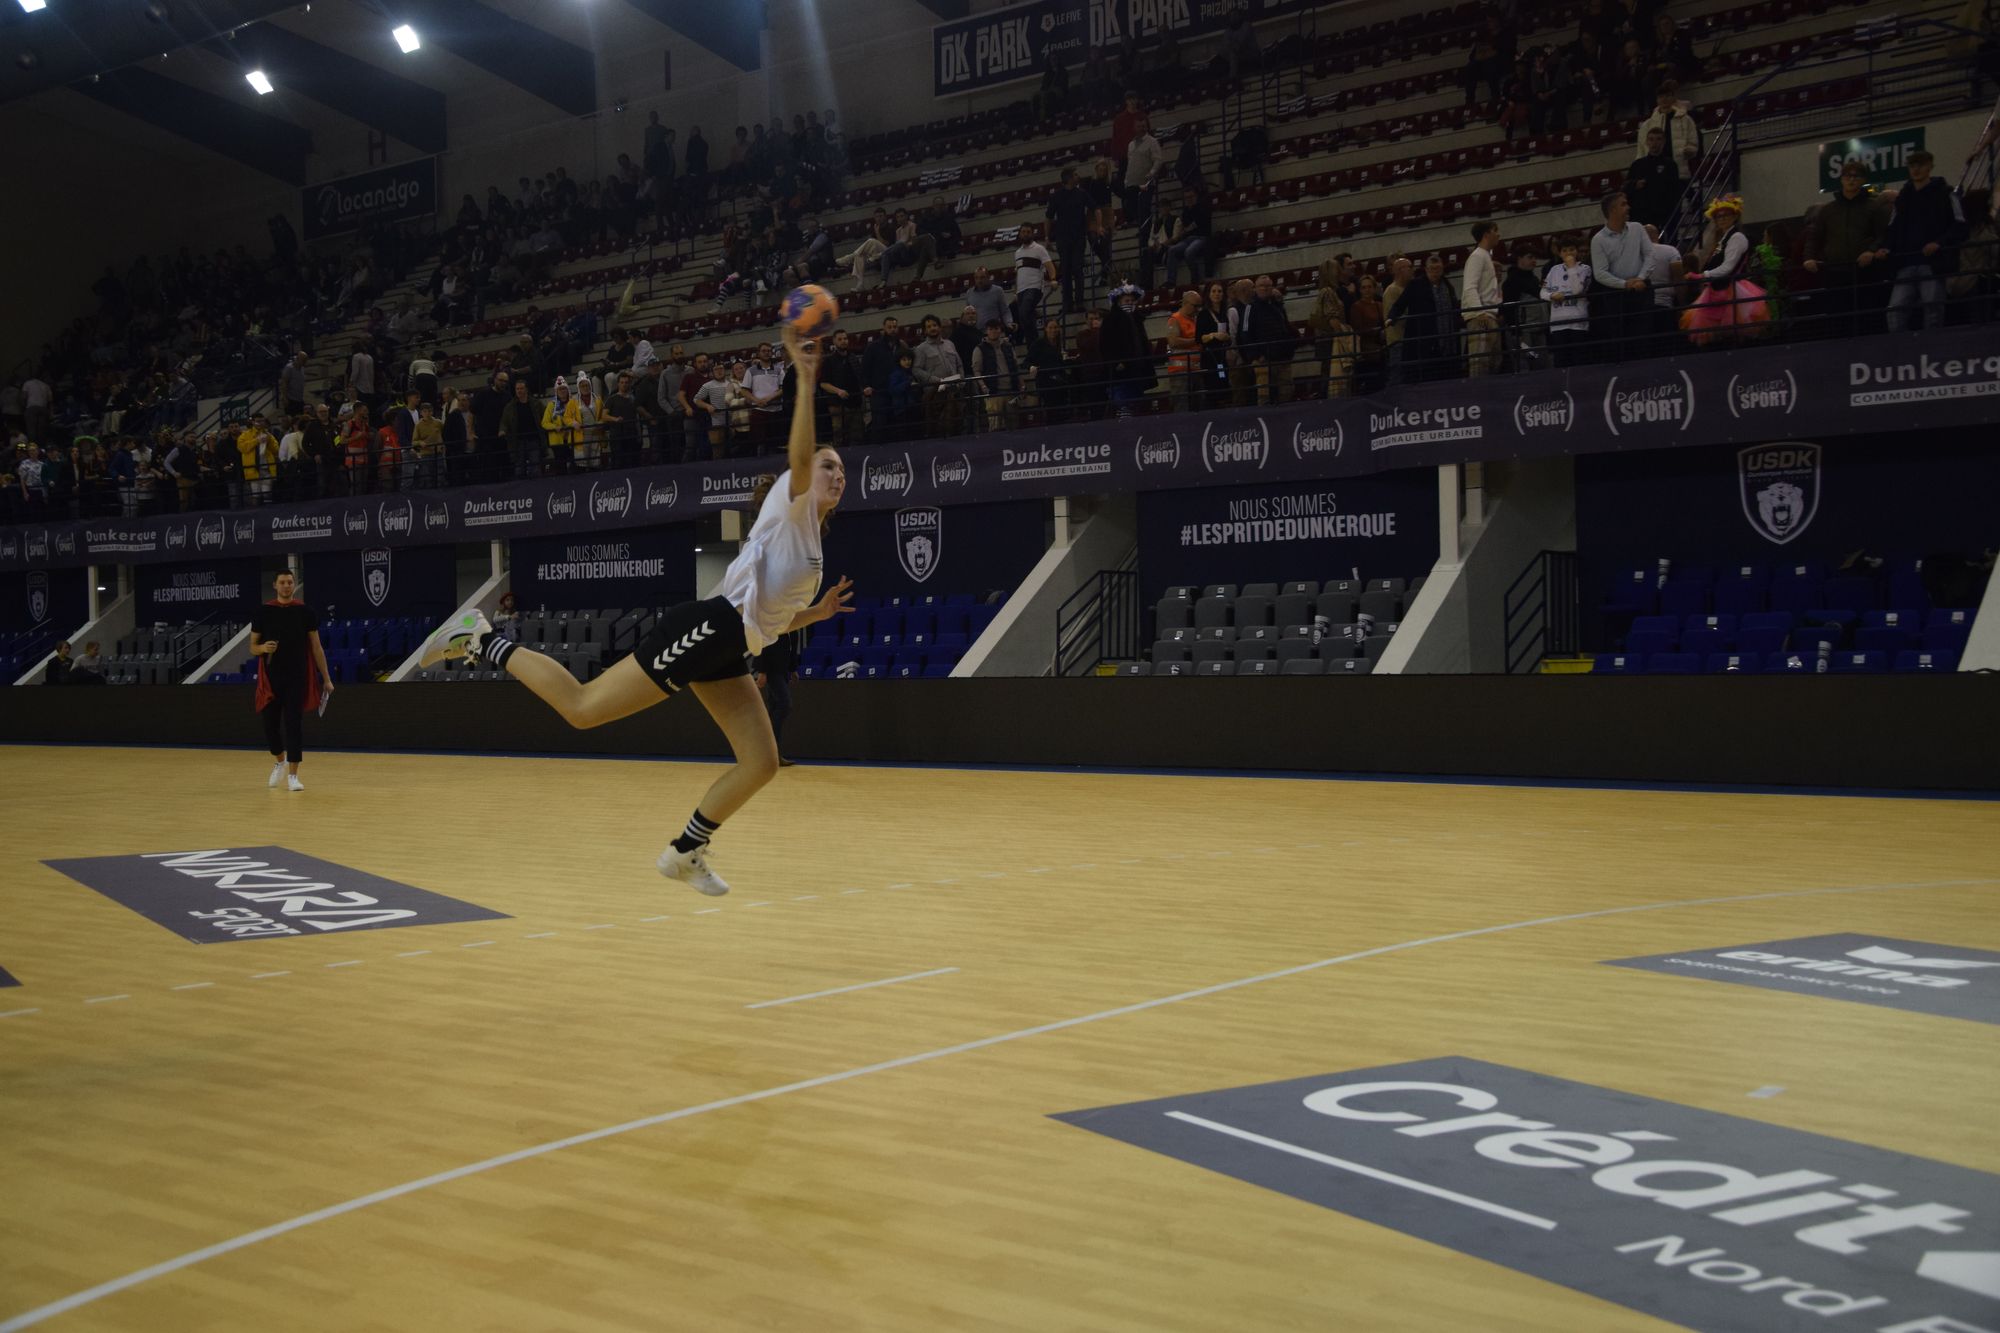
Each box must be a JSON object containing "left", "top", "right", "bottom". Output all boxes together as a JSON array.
[{"left": 261, "top": 691, "right": 305, "bottom": 764}]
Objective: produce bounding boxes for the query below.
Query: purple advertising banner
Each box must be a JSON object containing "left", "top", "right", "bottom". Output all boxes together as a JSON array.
[{"left": 3, "top": 327, "right": 1996, "bottom": 574}]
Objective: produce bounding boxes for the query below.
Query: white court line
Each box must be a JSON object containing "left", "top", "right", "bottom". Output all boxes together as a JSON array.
[
  {"left": 3, "top": 873, "right": 1988, "bottom": 1333},
  {"left": 83, "top": 995, "right": 128, "bottom": 1005},
  {"left": 524, "top": 933, "right": 559, "bottom": 939},
  {"left": 251, "top": 972, "right": 290, "bottom": 979},
  {"left": 694, "top": 908, "right": 721, "bottom": 915},
  {"left": 744, "top": 902, "right": 773, "bottom": 908},
  {"left": 460, "top": 941, "right": 496, "bottom": 950},
  {"left": 640, "top": 915, "right": 672, "bottom": 921},
  {"left": 886, "top": 883, "right": 914, "bottom": 890},
  {"left": 0, "top": 1009, "right": 39, "bottom": 1019},
  {"left": 169, "top": 983, "right": 215, "bottom": 992},
  {"left": 324, "top": 961, "right": 363, "bottom": 969},
  {"left": 581, "top": 924, "right": 615, "bottom": 931},
  {"left": 1163, "top": 1112, "right": 1556, "bottom": 1230},
  {"left": 839, "top": 889, "right": 866, "bottom": 895},
  {"left": 746, "top": 967, "right": 959, "bottom": 1010},
  {"left": 791, "top": 896, "right": 819, "bottom": 903},
  {"left": 395, "top": 952, "right": 430, "bottom": 959}
]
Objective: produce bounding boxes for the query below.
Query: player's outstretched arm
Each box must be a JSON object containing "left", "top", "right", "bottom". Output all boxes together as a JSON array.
[
  {"left": 787, "top": 576, "right": 855, "bottom": 633},
  {"left": 781, "top": 325, "right": 820, "bottom": 498}
]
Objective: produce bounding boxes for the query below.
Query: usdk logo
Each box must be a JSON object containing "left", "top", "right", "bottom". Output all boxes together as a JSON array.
[
  {"left": 342, "top": 509, "right": 369, "bottom": 538},
  {"left": 195, "top": 517, "right": 225, "bottom": 552},
  {"left": 860, "top": 452, "right": 915, "bottom": 500},
  {"left": 895, "top": 506, "right": 943, "bottom": 583},
  {"left": 26, "top": 570, "right": 48, "bottom": 622},
  {"left": 1727, "top": 369, "right": 1797, "bottom": 419},
  {"left": 55, "top": 530, "right": 76, "bottom": 558},
  {"left": 360, "top": 548, "right": 392, "bottom": 608},
  {"left": 1738, "top": 444, "right": 1821, "bottom": 546},
  {"left": 930, "top": 453, "right": 972, "bottom": 488},
  {"left": 1134, "top": 432, "right": 1182, "bottom": 472},
  {"left": 422, "top": 502, "right": 450, "bottom": 534},
  {"left": 644, "top": 480, "right": 681, "bottom": 511},
  {"left": 231, "top": 517, "right": 257, "bottom": 546},
  {"left": 1291, "top": 421, "right": 1343, "bottom": 460},
  {"left": 545, "top": 489, "right": 578, "bottom": 521},
  {"left": 165, "top": 524, "right": 190, "bottom": 551},
  {"left": 376, "top": 496, "right": 414, "bottom": 538},
  {"left": 1512, "top": 391, "right": 1575, "bottom": 435},
  {"left": 1201, "top": 419, "right": 1269, "bottom": 472},
  {"left": 589, "top": 477, "right": 633, "bottom": 521},
  {"left": 1602, "top": 371, "right": 1696, "bottom": 435}
]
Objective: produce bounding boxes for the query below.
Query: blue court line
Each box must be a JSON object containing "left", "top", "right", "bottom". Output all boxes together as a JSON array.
[{"left": 6, "top": 739, "right": 1993, "bottom": 801}]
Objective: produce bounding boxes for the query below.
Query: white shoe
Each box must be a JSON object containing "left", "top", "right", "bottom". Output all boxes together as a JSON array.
[
  {"left": 268, "top": 761, "right": 286, "bottom": 788},
  {"left": 657, "top": 845, "right": 730, "bottom": 896},
  {"left": 287, "top": 774, "right": 305, "bottom": 792},
  {"left": 418, "top": 610, "right": 494, "bottom": 667}
]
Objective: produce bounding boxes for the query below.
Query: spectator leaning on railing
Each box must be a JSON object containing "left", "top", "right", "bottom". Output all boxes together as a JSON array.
[
  {"left": 1591, "top": 192, "right": 1652, "bottom": 361},
  {"left": 1876, "top": 151, "right": 1967, "bottom": 333},
  {"left": 1462, "top": 222, "right": 1505, "bottom": 377},
  {"left": 1804, "top": 159, "right": 1892, "bottom": 337}
]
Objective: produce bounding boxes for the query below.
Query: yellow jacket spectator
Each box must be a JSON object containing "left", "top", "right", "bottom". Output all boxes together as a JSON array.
[
  {"left": 237, "top": 420, "right": 278, "bottom": 501},
  {"left": 540, "top": 380, "right": 581, "bottom": 447}
]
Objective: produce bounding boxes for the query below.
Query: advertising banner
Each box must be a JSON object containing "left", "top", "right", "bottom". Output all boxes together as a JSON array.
[
  {"left": 509, "top": 525, "right": 695, "bottom": 613},
  {"left": 133, "top": 558, "right": 263, "bottom": 624},
  {"left": 4, "top": 328, "right": 1996, "bottom": 574},
  {"left": 1817, "top": 127, "right": 1925, "bottom": 191},
  {"left": 0, "top": 567, "right": 89, "bottom": 633},
  {"left": 303, "top": 158, "right": 439, "bottom": 241},
  {"left": 825, "top": 499, "right": 1048, "bottom": 600},
  {"left": 300, "top": 543, "right": 458, "bottom": 619}
]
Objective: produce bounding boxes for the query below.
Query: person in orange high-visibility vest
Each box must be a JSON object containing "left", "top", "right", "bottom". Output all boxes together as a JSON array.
[{"left": 342, "top": 405, "right": 373, "bottom": 494}]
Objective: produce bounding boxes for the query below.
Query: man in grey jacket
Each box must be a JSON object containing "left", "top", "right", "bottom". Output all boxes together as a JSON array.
[{"left": 913, "top": 315, "right": 965, "bottom": 438}]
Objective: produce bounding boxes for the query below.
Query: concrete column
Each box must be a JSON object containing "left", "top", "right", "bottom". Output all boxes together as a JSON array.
[{"left": 1437, "top": 465, "right": 1462, "bottom": 566}]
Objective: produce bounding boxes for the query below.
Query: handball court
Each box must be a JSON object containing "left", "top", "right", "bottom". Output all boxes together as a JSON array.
[{"left": 1, "top": 743, "right": 1995, "bottom": 1332}]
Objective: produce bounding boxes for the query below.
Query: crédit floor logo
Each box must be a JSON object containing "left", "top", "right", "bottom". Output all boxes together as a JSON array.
[
  {"left": 43, "top": 846, "right": 510, "bottom": 943},
  {"left": 1604, "top": 933, "right": 2000, "bottom": 1025},
  {"left": 1055, "top": 1057, "right": 2000, "bottom": 1331}
]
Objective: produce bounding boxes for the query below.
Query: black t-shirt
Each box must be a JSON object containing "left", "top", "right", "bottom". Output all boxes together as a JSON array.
[{"left": 252, "top": 601, "right": 319, "bottom": 682}]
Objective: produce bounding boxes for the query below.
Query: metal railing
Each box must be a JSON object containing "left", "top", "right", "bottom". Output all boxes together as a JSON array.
[
  {"left": 1053, "top": 569, "right": 1141, "bottom": 677},
  {"left": 1504, "top": 550, "right": 1580, "bottom": 675}
]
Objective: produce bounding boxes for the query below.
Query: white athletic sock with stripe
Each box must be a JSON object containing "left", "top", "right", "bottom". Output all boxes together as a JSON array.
[{"left": 671, "top": 810, "right": 721, "bottom": 855}]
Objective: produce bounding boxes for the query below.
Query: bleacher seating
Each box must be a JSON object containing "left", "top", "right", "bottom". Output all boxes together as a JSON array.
[
  {"left": 103, "top": 623, "right": 242, "bottom": 686},
  {"left": 1, "top": 627, "right": 64, "bottom": 683},
  {"left": 412, "top": 607, "right": 645, "bottom": 683},
  {"left": 1136, "top": 573, "right": 1424, "bottom": 676},
  {"left": 797, "top": 593, "right": 1002, "bottom": 679}
]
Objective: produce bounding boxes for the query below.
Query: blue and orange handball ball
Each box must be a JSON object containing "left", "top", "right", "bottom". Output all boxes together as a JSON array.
[{"left": 781, "top": 283, "right": 839, "bottom": 338}]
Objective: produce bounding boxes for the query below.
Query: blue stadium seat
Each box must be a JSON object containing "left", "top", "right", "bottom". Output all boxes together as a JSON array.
[
  {"left": 921, "top": 663, "right": 954, "bottom": 678},
  {"left": 1602, "top": 566, "right": 1658, "bottom": 616},
  {"left": 1659, "top": 581, "right": 1710, "bottom": 618},
  {"left": 1737, "top": 611, "right": 1795, "bottom": 656},
  {"left": 1764, "top": 652, "right": 1817, "bottom": 674},
  {"left": 1828, "top": 651, "right": 1887, "bottom": 674},
  {"left": 1855, "top": 610, "right": 1923, "bottom": 654},
  {"left": 1680, "top": 614, "right": 1736, "bottom": 658},
  {"left": 1593, "top": 653, "right": 1643, "bottom": 674},
  {"left": 1821, "top": 575, "right": 1882, "bottom": 611},
  {"left": 1894, "top": 649, "right": 1958, "bottom": 672},
  {"left": 1706, "top": 652, "right": 1763, "bottom": 673},
  {"left": 1925, "top": 609, "right": 1974, "bottom": 654},
  {"left": 1645, "top": 653, "right": 1701, "bottom": 674},
  {"left": 1767, "top": 565, "right": 1825, "bottom": 613},
  {"left": 1790, "top": 623, "right": 1843, "bottom": 654},
  {"left": 1887, "top": 558, "right": 1930, "bottom": 610},
  {"left": 1624, "top": 615, "right": 1678, "bottom": 657}
]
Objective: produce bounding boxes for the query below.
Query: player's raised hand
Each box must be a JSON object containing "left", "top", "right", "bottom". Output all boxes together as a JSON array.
[{"left": 814, "top": 576, "right": 855, "bottom": 623}]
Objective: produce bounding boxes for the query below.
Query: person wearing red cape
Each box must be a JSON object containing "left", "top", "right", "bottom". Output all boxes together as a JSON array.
[{"left": 251, "top": 569, "right": 334, "bottom": 791}]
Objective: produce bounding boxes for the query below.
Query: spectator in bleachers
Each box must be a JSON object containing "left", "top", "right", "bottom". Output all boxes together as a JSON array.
[
  {"left": 1947, "top": 187, "right": 1994, "bottom": 323},
  {"left": 1122, "top": 120, "right": 1165, "bottom": 233},
  {"left": 883, "top": 209, "right": 939, "bottom": 286},
  {"left": 70, "top": 641, "right": 106, "bottom": 685},
  {"left": 1568, "top": 32, "right": 1610, "bottom": 124},
  {"left": 1166, "top": 185, "right": 1212, "bottom": 288},
  {"left": 1542, "top": 237, "right": 1593, "bottom": 365},
  {"left": 1638, "top": 82, "right": 1702, "bottom": 179},
  {"left": 921, "top": 196, "right": 963, "bottom": 262},
  {"left": 1683, "top": 195, "right": 1771, "bottom": 346},
  {"left": 914, "top": 315, "right": 966, "bottom": 438},
  {"left": 1102, "top": 284, "right": 1158, "bottom": 416},
  {"left": 1464, "top": 14, "right": 1511, "bottom": 106},
  {"left": 965, "top": 267, "right": 1014, "bottom": 339},
  {"left": 1641, "top": 224, "right": 1687, "bottom": 356},
  {"left": 1502, "top": 247, "right": 1548, "bottom": 372},
  {"left": 1626, "top": 127, "right": 1681, "bottom": 232},
  {"left": 499, "top": 380, "right": 540, "bottom": 478},
  {"left": 1463, "top": 222, "right": 1504, "bottom": 377},
  {"left": 1025, "top": 317, "right": 1072, "bottom": 422},
  {"left": 1804, "top": 159, "right": 1891, "bottom": 338},
  {"left": 1013, "top": 225, "right": 1053, "bottom": 345},
  {"left": 237, "top": 414, "right": 277, "bottom": 506},
  {"left": 1109, "top": 92, "right": 1146, "bottom": 166},
  {"left": 692, "top": 359, "right": 734, "bottom": 458},
  {"left": 1046, "top": 166, "right": 1092, "bottom": 314},
  {"left": 1193, "top": 281, "right": 1233, "bottom": 407},
  {"left": 1877, "top": 151, "right": 1967, "bottom": 333},
  {"left": 43, "top": 641, "right": 72, "bottom": 685},
  {"left": 972, "top": 320, "right": 1022, "bottom": 430},
  {"left": 836, "top": 218, "right": 890, "bottom": 293},
  {"left": 1380, "top": 257, "right": 1412, "bottom": 385},
  {"left": 1244, "top": 274, "right": 1300, "bottom": 404},
  {"left": 745, "top": 344, "right": 787, "bottom": 454},
  {"left": 1647, "top": 13, "right": 1700, "bottom": 94},
  {"left": 1591, "top": 192, "right": 1653, "bottom": 361},
  {"left": 949, "top": 305, "right": 983, "bottom": 371},
  {"left": 347, "top": 339, "right": 378, "bottom": 418},
  {"left": 1138, "top": 196, "right": 1180, "bottom": 293},
  {"left": 818, "top": 329, "right": 863, "bottom": 443},
  {"left": 861, "top": 317, "right": 902, "bottom": 442},
  {"left": 1034, "top": 58, "right": 1071, "bottom": 122},
  {"left": 1165, "top": 289, "right": 1203, "bottom": 412}
]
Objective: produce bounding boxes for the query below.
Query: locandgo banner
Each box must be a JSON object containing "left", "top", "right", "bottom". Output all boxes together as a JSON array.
[{"left": 3, "top": 327, "right": 1996, "bottom": 573}]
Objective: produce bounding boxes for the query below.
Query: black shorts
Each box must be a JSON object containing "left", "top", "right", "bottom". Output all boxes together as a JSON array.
[{"left": 634, "top": 596, "right": 752, "bottom": 694}]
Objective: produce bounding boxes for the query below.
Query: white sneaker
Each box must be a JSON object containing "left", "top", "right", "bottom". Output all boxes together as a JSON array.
[
  {"left": 657, "top": 845, "right": 731, "bottom": 896},
  {"left": 268, "top": 761, "right": 286, "bottom": 788},
  {"left": 418, "top": 610, "right": 494, "bottom": 668},
  {"left": 287, "top": 774, "right": 305, "bottom": 792}
]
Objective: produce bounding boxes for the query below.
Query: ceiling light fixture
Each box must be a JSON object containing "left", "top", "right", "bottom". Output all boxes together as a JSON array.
[
  {"left": 245, "top": 68, "right": 272, "bottom": 93},
  {"left": 391, "top": 23, "right": 418, "bottom": 52},
  {"left": 18, "top": 0, "right": 48, "bottom": 14}
]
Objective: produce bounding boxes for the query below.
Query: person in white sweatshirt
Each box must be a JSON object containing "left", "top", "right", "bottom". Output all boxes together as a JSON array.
[{"left": 1541, "top": 237, "right": 1593, "bottom": 366}]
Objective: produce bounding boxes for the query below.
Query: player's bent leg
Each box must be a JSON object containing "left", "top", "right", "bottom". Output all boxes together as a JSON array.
[
  {"left": 511, "top": 651, "right": 667, "bottom": 730},
  {"left": 687, "top": 674, "right": 782, "bottom": 822}
]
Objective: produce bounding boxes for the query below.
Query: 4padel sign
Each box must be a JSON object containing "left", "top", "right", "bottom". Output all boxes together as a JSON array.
[
  {"left": 43, "top": 847, "right": 509, "bottom": 942},
  {"left": 1056, "top": 1058, "right": 2000, "bottom": 1332},
  {"left": 1606, "top": 934, "right": 2000, "bottom": 1026}
]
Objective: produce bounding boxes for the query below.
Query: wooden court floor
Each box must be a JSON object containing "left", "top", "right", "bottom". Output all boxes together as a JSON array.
[{"left": 1, "top": 744, "right": 1995, "bottom": 1332}]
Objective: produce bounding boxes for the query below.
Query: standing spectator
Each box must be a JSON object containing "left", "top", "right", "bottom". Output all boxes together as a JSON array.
[
  {"left": 0, "top": 380, "right": 21, "bottom": 440},
  {"left": 818, "top": 328, "right": 863, "bottom": 443},
  {"left": 1084, "top": 158, "right": 1120, "bottom": 284},
  {"left": 1194, "top": 280, "right": 1233, "bottom": 406},
  {"left": 1034, "top": 58, "right": 1071, "bottom": 122},
  {"left": 1013, "top": 224, "right": 1053, "bottom": 343},
  {"left": 1945, "top": 186, "right": 1995, "bottom": 324},
  {"left": 1349, "top": 273, "right": 1387, "bottom": 392},
  {"left": 343, "top": 405, "right": 374, "bottom": 493},
  {"left": 1503, "top": 248, "right": 1550, "bottom": 371},
  {"left": 1122, "top": 119, "right": 1164, "bottom": 232},
  {"left": 390, "top": 389, "right": 422, "bottom": 464},
  {"left": 43, "top": 640, "right": 73, "bottom": 685},
  {"left": 22, "top": 371, "right": 51, "bottom": 443},
  {"left": 411, "top": 400, "right": 444, "bottom": 488},
  {"left": 499, "top": 380, "right": 540, "bottom": 478},
  {"left": 1805, "top": 159, "right": 1892, "bottom": 337},
  {"left": 1876, "top": 151, "right": 1967, "bottom": 332},
  {"left": 1025, "top": 317, "right": 1072, "bottom": 423},
  {"left": 1108, "top": 92, "right": 1146, "bottom": 166},
  {"left": 603, "top": 371, "right": 639, "bottom": 471},
  {"left": 237, "top": 414, "right": 277, "bottom": 504},
  {"left": 164, "top": 432, "right": 199, "bottom": 511},
  {"left": 1625, "top": 127, "right": 1681, "bottom": 232},
  {"left": 965, "top": 266, "right": 1014, "bottom": 338},
  {"left": 1175, "top": 122, "right": 1206, "bottom": 194},
  {"left": 970, "top": 320, "right": 1022, "bottom": 430},
  {"left": 1165, "top": 288, "right": 1203, "bottom": 411},
  {"left": 949, "top": 305, "right": 982, "bottom": 371},
  {"left": 1647, "top": 14, "right": 1700, "bottom": 97},
  {"left": 1045, "top": 167, "right": 1092, "bottom": 314},
  {"left": 374, "top": 412, "right": 403, "bottom": 492},
  {"left": 1683, "top": 195, "right": 1771, "bottom": 345},
  {"left": 692, "top": 360, "right": 734, "bottom": 458},
  {"left": 1165, "top": 186, "right": 1212, "bottom": 287},
  {"left": 861, "top": 317, "right": 903, "bottom": 441},
  {"left": 1528, "top": 47, "right": 1567, "bottom": 136},
  {"left": 913, "top": 314, "right": 966, "bottom": 438},
  {"left": 1462, "top": 221, "right": 1504, "bottom": 377},
  {"left": 571, "top": 377, "right": 602, "bottom": 470},
  {"left": 1568, "top": 33, "right": 1610, "bottom": 124},
  {"left": 678, "top": 353, "right": 713, "bottom": 461},
  {"left": 1100, "top": 285, "right": 1157, "bottom": 415},
  {"left": 303, "top": 402, "right": 336, "bottom": 499},
  {"left": 1391, "top": 255, "right": 1454, "bottom": 382},
  {"left": 408, "top": 348, "right": 439, "bottom": 406},
  {"left": 744, "top": 344, "right": 787, "bottom": 454},
  {"left": 540, "top": 378, "right": 580, "bottom": 473},
  {"left": 1380, "top": 257, "right": 1413, "bottom": 385},
  {"left": 347, "top": 340, "right": 377, "bottom": 417},
  {"left": 278, "top": 416, "right": 306, "bottom": 501},
  {"left": 1307, "top": 259, "right": 1354, "bottom": 396},
  {"left": 1243, "top": 274, "right": 1299, "bottom": 404},
  {"left": 1542, "top": 236, "right": 1594, "bottom": 365},
  {"left": 470, "top": 371, "right": 511, "bottom": 483},
  {"left": 1638, "top": 82, "right": 1702, "bottom": 179},
  {"left": 1591, "top": 191, "right": 1653, "bottom": 361},
  {"left": 278, "top": 351, "right": 309, "bottom": 419},
  {"left": 1138, "top": 195, "right": 1180, "bottom": 292},
  {"left": 442, "top": 390, "right": 474, "bottom": 486},
  {"left": 1641, "top": 224, "right": 1687, "bottom": 355}
]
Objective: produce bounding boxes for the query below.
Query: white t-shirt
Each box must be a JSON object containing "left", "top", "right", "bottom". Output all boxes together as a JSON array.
[
  {"left": 1014, "top": 242, "right": 1051, "bottom": 291},
  {"left": 23, "top": 378, "right": 51, "bottom": 408},
  {"left": 279, "top": 430, "right": 304, "bottom": 462},
  {"left": 719, "top": 469, "right": 823, "bottom": 655},
  {"left": 1645, "top": 243, "right": 1681, "bottom": 308}
]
